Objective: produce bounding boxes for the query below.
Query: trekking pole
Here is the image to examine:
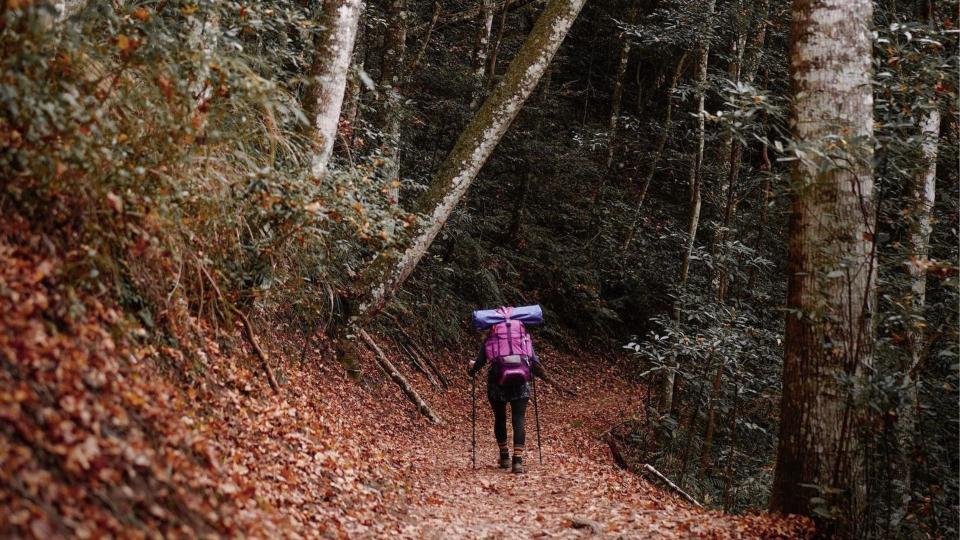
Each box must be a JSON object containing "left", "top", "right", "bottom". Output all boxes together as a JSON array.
[
  {"left": 471, "top": 375, "right": 477, "bottom": 469},
  {"left": 533, "top": 377, "right": 543, "bottom": 465}
]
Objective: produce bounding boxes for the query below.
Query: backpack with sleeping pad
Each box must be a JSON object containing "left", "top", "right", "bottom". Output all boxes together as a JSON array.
[{"left": 472, "top": 305, "right": 544, "bottom": 386}]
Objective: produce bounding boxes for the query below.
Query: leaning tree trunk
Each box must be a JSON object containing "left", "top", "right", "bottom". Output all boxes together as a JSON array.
[
  {"left": 662, "top": 3, "right": 714, "bottom": 415},
  {"left": 353, "top": 0, "right": 586, "bottom": 323},
  {"left": 305, "top": 0, "right": 365, "bottom": 180},
  {"left": 769, "top": 0, "right": 875, "bottom": 534},
  {"left": 359, "top": 329, "right": 441, "bottom": 423},
  {"left": 378, "top": 0, "right": 407, "bottom": 202},
  {"left": 893, "top": 105, "right": 940, "bottom": 528}
]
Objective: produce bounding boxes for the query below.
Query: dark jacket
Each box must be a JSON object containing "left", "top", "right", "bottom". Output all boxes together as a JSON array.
[{"left": 469, "top": 343, "right": 544, "bottom": 402}]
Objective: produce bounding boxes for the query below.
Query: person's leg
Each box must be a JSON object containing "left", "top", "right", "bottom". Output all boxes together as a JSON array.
[
  {"left": 491, "top": 400, "right": 510, "bottom": 467},
  {"left": 510, "top": 398, "right": 529, "bottom": 472}
]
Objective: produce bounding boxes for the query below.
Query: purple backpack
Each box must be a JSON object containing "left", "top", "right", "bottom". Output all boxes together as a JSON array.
[{"left": 476, "top": 306, "right": 541, "bottom": 385}]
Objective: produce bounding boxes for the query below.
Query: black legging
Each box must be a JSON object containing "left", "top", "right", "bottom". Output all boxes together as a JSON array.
[{"left": 491, "top": 398, "right": 528, "bottom": 448}]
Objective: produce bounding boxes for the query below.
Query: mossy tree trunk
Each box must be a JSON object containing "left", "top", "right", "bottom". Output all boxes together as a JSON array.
[
  {"left": 352, "top": 0, "right": 587, "bottom": 324},
  {"left": 378, "top": 0, "right": 407, "bottom": 202}
]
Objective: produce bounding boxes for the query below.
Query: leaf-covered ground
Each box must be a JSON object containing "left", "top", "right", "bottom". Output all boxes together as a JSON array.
[
  {"left": 0, "top": 234, "right": 813, "bottom": 538},
  {"left": 389, "top": 360, "right": 813, "bottom": 539}
]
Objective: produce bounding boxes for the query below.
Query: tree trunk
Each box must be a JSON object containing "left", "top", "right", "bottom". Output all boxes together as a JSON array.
[
  {"left": 605, "top": 7, "right": 638, "bottom": 171},
  {"left": 409, "top": 0, "right": 541, "bottom": 37},
  {"left": 741, "top": 0, "right": 769, "bottom": 86},
  {"left": 508, "top": 172, "right": 532, "bottom": 243},
  {"left": 698, "top": 361, "right": 724, "bottom": 474},
  {"left": 712, "top": 141, "right": 743, "bottom": 302},
  {"left": 485, "top": 0, "right": 512, "bottom": 85},
  {"left": 305, "top": 0, "right": 365, "bottom": 180},
  {"left": 769, "top": 0, "right": 875, "bottom": 533},
  {"left": 721, "top": 380, "right": 741, "bottom": 511},
  {"left": 711, "top": 0, "right": 768, "bottom": 301},
  {"left": 378, "top": 0, "right": 407, "bottom": 202},
  {"left": 470, "top": 0, "right": 496, "bottom": 109},
  {"left": 339, "top": 19, "right": 367, "bottom": 154},
  {"left": 678, "top": 357, "right": 714, "bottom": 483},
  {"left": 634, "top": 60, "right": 646, "bottom": 113},
  {"left": 383, "top": 311, "right": 450, "bottom": 389},
  {"left": 353, "top": 0, "right": 586, "bottom": 322},
  {"left": 677, "top": 12, "right": 713, "bottom": 289},
  {"left": 893, "top": 105, "right": 940, "bottom": 528},
  {"left": 407, "top": 1, "right": 441, "bottom": 77},
  {"left": 714, "top": 2, "right": 746, "bottom": 182},
  {"left": 641, "top": 464, "right": 704, "bottom": 508},
  {"left": 663, "top": 5, "right": 714, "bottom": 416},
  {"left": 745, "top": 140, "right": 772, "bottom": 291},
  {"left": 620, "top": 52, "right": 687, "bottom": 252}
]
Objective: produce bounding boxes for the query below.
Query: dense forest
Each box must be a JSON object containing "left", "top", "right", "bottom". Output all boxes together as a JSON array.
[{"left": 1, "top": 0, "right": 957, "bottom": 537}]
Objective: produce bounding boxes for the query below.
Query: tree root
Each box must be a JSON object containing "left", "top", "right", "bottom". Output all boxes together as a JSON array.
[
  {"left": 640, "top": 463, "right": 703, "bottom": 508},
  {"left": 384, "top": 312, "right": 448, "bottom": 389},
  {"left": 400, "top": 343, "right": 440, "bottom": 390},
  {"left": 233, "top": 308, "right": 280, "bottom": 394},
  {"left": 358, "top": 329, "right": 441, "bottom": 424}
]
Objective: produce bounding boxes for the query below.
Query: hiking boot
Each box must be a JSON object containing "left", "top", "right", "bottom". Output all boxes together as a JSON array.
[
  {"left": 511, "top": 456, "right": 525, "bottom": 474},
  {"left": 498, "top": 449, "right": 510, "bottom": 469}
]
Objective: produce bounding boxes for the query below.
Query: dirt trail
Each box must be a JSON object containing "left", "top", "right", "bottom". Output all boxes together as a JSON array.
[{"left": 384, "top": 357, "right": 811, "bottom": 539}]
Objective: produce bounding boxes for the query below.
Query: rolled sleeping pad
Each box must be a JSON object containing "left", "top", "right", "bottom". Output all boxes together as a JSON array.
[{"left": 472, "top": 304, "right": 544, "bottom": 330}]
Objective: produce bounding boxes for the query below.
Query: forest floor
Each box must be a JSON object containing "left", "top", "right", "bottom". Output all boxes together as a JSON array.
[
  {"left": 383, "top": 355, "right": 812, "bottom": 539},
  {"left": 0, "top": 234, "right": 813, "bottom": 538}
]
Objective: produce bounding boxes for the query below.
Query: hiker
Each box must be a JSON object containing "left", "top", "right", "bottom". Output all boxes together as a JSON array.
[
  {"left": 467, "top": 334, "right": 571, "bottom": 474},
  {"left": 468, "top": 342, "right": 540, "bottom": 474},
  {"left": 468, "top": 305, "right": 575, "bottom": 473}
]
